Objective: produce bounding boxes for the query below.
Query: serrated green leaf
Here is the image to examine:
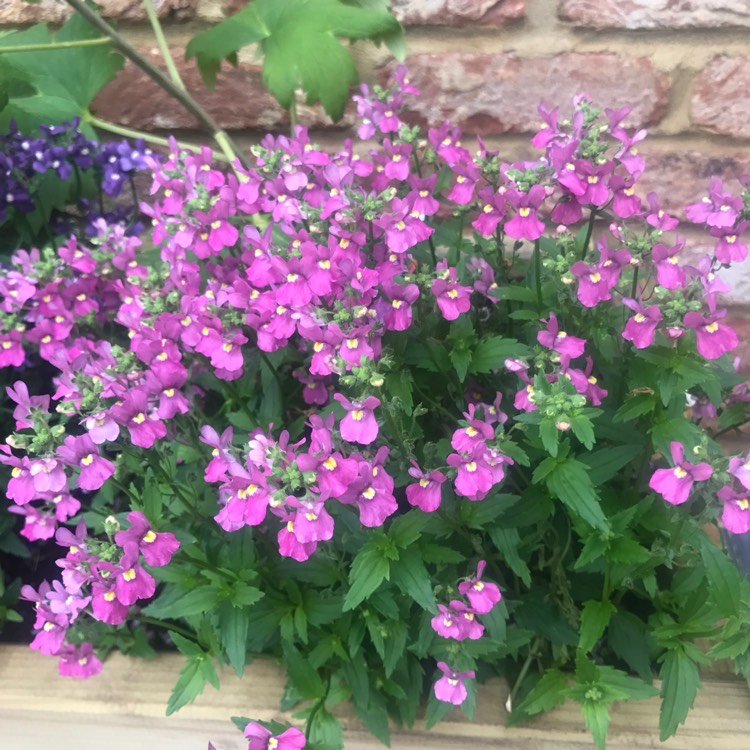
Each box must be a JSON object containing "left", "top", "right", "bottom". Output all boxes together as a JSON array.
[
  {"left": 613, "top": 392, "right": 656, "bottom": 423},
  {"left": 597, "top": 665, "right": 659, "bottom": 700},
  {"left": 283, "top": 642, "right": 325, "bottom": 699},
  {"left": 343, "top": 541, "right": 391, "bottom": 611},
  {"left": 470, "top": 336, "right": 531, "bottom": 374},
  {"left": 700, "top": 539, "right": 742, "bottom": 618},
  {"left": 540, "top": 458, "right": 608, "bottom": 530},
  {"left": 578, "top": 600, "right": 616, "bottom": 653},
  {"left": 388, "top": 510, "right": 429, "bottom": 548},
  {"left": 385, "top": 371, "right": 413, "bottom": 416},
  {"left": 580, "top": 700, "right": 610, "bottom": 750},
  {"left": 515, "top": 669, "right": 569, "bottom": 715},
  {"left": 580, "top": 444, "right": 643, "bottom": 487},
  {"left": 570, "top": 414, "right": 596, "bottom": 450},
  {"left": 218, "top": 601, "right": 249, "bottom": 676},
  {"left": 390, "top": 545, "right": 436, "bottom": 612},
  {"left": 488, "top": 527, "right": 531, "bottom": 587},
  {"left": 166, "top": 649, "right": 218, "bottom": 715},
  {"left": 449, "top": 346, "right": 472, "bottom": 382},
  {"left": 187, "top": 0, "right": 401, "bottom": 120},
  {"left": 142, "top": 584, "right": 220, "bottom": 620},
  {"left": 539, "top": 419, "right": 560, "bottom": 457},
  {"left": 659, "top": 648, "right": 701, "bottom": 741},
  {"left": 608, "top": 614, "right": 653, "bottom": 681}
]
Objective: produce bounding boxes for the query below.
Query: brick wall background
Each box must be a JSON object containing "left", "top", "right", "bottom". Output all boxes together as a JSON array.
[{"left": 3, "top": 0, "right": 750, "bottom": 347}]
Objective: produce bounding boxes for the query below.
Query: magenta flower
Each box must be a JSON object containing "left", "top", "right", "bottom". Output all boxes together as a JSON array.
[
  {"left": 718, "top": 486, "right": 750, "bottom": 534},
  {"left": 447, "top": 448, "right": 494, "bottom": 500},
  {"left": 114, "top": 511, "right": 180, "bottom": 567},
  {"left": 56, "top": 434, "right": 115, "bottom": 492},
  {"left": 458, "top": 560, "right": 502, "bottom": 614},
  {"left": 649, "top": 441, "right": 713, "bottom": 505},
  {"left": 434, "top": 662, "right": 475, "bottom": 705},
  {"left": 503, "top": 185, "right": 546, "bottom": 240},
  {"left": 652, "top": 240, "right": 687, "bottom": 290},
  {"left": 622, "top": 298, "right": 661, "bottom": 349},
  {"left": 114, "top": 555, "right": 156, "bottom": 606},
  {"left": 712, "top": 225, "right": 749, "bottom": 264},
  {"left": 684, "top": 178, "right": 742, "bottom": 229},
  {"left": 58, "top": 642, "right": 103, "bottom": 679},
  {"left": 683, "top": 310, "right": 738, "bottom": 360},
  {"left": 431, "top": 603, "right": 465, "bottom": 639},
  {"left": 431, "top": 268, "right": 472, "bottom": 321},
  {"left": 570, "top": 261, "right": 613, "bottom": 308},
  {"left": 728, "top": 455, "right": 750, "bottom": 490},
  {"left": 537, "top": 313, "right": 586, "bottom": 359},
  {"left": 244, "top": 722, "right": 306, "bottom": 750},
  {"left": 109, "top": 388, "right": 167, "bottom": 449},
  {"left": 405, "top": 461, "right": 446, "bottom": 512},
  {"left": 334, "top": 393, "right": 381, "bottom": 445}
]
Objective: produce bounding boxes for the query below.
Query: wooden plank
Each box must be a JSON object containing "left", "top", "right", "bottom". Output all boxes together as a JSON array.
[{"left": 0, "top": 645, "right": 749, "bottom": 749}]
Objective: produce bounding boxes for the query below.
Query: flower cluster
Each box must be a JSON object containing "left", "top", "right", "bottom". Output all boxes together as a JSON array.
[
  {"left": 0, "top": 118, "right": 151, "bottom": 237},
  {"left": 431, "top": 561, "right": 502, "bottom": 705},
  {"left": 20, "top": 511, "right": 178, "bottom": 676}
]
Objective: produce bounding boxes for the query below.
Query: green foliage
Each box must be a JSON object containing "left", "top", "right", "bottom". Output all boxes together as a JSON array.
[{"left": 186, "top": 0, "right": 403, "bottom": 120}]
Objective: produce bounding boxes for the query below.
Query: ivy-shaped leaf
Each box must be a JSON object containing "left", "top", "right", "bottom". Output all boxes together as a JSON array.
[{"left": 186, "top": 0, "right": 402, "bottom": 121}]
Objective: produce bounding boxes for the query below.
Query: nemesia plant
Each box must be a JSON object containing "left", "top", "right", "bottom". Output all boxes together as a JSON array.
[{"left": 3, "top": 68, "right": 750, "bottom": 749}]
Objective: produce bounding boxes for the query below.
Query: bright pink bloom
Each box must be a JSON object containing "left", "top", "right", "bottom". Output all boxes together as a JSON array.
[
  {"left": 718, "top": 486, "right": 750, "bottom": 534},
  {"left": 649, "top": 441, "right": 713, "bottom": 505},
  {"left": 334, "top": 394, "right": 381, "bottom": 445},
  {"left": 434, "top": 662, "right": 475, "bottom": 705},
  {"left": 458, "top": 560, "right": 502, "bottom": 614},
  {"left": 245, "top": 722, "right": 306, "bottom": 750}
]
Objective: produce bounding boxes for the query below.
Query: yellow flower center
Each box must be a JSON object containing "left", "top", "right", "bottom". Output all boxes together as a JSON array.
[
  {"left": 81, "top": 454, "right": 94, "bottom": 466},
  {"left": 674, "top": 467, "right": 688, "bottom": 479},
  {"left": 519, "top": 207, "right": 530, "bottom": 217},
  {"left": 352, "top": 409, "right": 364, "bottom": 421},
  {"left": 362, "top": 487, "right": 376, "bottom": 500},
  {"left": 143, "top": 530, "right": 157, "bottom": 543},
  {"left": 122, "top": 568, "right": 136, "bottom": 582},
  {"left": 323, "top": 457, "right": 337, "bottom": 470},
  {"left": 132, "top": 413, "right": 146, "bottom": 424},
  {"left": 705, "top": 322, "right": 719, "bottom": 334},
  {"left": 466, "top": 461, "right": 477, "bottom": 472},
  {"left": 419, "top": 478, "right": 430, "bottom": 488}
]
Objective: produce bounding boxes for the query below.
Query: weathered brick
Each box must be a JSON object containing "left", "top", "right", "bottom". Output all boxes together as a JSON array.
[
  {"left": 637, "top": 148, "right": 750, "bottom": 216},
  {"left": 392, "top": 0, "right": 524, "bottom": 26},
  {"left": 559, "top": 0, "right": 750, "bottom": 29},
  {"left": 0, "top": 0, "right": 196, "bottom": 25},
  {"left": 691, "top": 56, "right": 750, "bottom": 140},
  {"left": 400, "top": 52, "right": 670, "bottom": 135},
  {"left": 91, "top": 47, "right": 347, "bottom": 132}
]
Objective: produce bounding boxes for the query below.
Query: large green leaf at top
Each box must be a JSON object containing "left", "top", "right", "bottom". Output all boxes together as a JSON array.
[
  {"left": 186, "top": 0, "right": 403, "bottom": 121},
  {"left": 0, "top": 15, "right": 122, "bottom": 133}
]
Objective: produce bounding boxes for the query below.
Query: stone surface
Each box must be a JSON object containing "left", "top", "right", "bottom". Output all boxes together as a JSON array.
[
  {"left": 691, "top": 56, "right": 750, "bottom": 140},
  {"left": 559, "top": 0, "right": 750, "bottom": 29},
  {"left": 391, "top": 0, "right": 525, "bottom": 26},
  {"left": 0, "top": 0, "right": 196, "bottom": 25},
  {"left": 400, "top": 52, "right": 670, "bottom": 135},
  {"left": 91, "top": 47, "right": 349, "bottom": 132}
]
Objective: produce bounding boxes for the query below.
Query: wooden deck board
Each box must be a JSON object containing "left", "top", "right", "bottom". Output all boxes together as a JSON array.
[{"left": 1, "top": 645, "right": 749, "bottom": 749}]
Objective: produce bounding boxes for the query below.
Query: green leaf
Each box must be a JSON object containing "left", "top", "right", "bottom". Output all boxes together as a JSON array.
[
  {"left": 424, "top": 687, "right": 455, "bottom": 729},
  {"left": 515, "top": 669, "right": 569, "bottom": 715},
  {"left": 449, "top": 346, "right": 472, "bottom": 382},
  {"left": 613, "top": 392, "right": 656, "bottom": 423},
  {"left": 597, "top": 665, "right": 659, "bottom": 701},
  {"left": 580, "top": 444, "right": 643, "bottom": 487},
  {"left": 385, "top": 371, "right": 413, "bottom": 416},
  {"left": 659, "top": 648, "right": 701, "bottom": 741},
  {"left": 283, "top": 642, "right": 325, "bottom": 699},
  {"left": 307, "top": 707, "right": 343, "bottom": 750},
  {"left": 488, "top": 527, "right": 531, "bottom": 587},
  {"left": 142, "top": 585, "right": 220, "bottom": 620},
  {"left": 186, "top": 0, "right": 401, "bottom": 120},
  {"left": 342, "top": 650, "right": 370, "bottom": 707},
  {"left": 470, "top": 336, "right": 531, "bottom": 374},
  {"left": 570, "top": 414, "right": 596, "bottom": 450},
  {"left": 166, "top": 649, "right": 219, "bottom": 715},
  {"left": 218, "top": 602, "right": 249, "bottom": 676},
  {"left": 538, "top": 458, "right": 608, "bottom": 530},
  {"left": 700, "top": 538, "right": 742, "bottom": 618},
  {"left": 539, "top": 419, "right": 560, "bottom": 457},
  {"left": 578, "top": 600, "right": 616, "bottom": 654},
  {"left": 343, "top": 540, "right": 391, "bottom": 611},
  {"left": 580, "top": 700, "right": 610, "bottom": 750},
  {"left": 390, "top": 545, "right": 436, "bottom": 612},
  {"left": 404, "top": 340, "right": 451, "bottom": 372},
  {"left": 388, "top": 510, "right": 429, "bottom": 548}
]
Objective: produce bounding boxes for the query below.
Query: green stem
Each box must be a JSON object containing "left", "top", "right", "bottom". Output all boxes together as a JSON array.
[
  {"left": 86, "top": 115, "right": 229, "bottom": 161},
  {"left": 63, "top": 0, "right": 247, "bottom": 169},
  {"left": 510, "top": 638, "right": 541, "bottom": 706},
  {"left": 412, "top": 380, "right": 455, "bottom": 421},
  {"left": 142, "top": 0, "right": 185, "bottom": 91},
  {"left": 134, "top": 614, "right": 197, "bottom": 641},
  {"left": 630, "top": 266, "right": 640, "bottom": 299},
  {"left": 533, "top": 239, "right": 543, "bottom": 309},
  {"left": 0, "top": 38, "right": 111, "bottom": 54},
  {"left": 581, "top": 208, "right": 597, "bottom": 261}
]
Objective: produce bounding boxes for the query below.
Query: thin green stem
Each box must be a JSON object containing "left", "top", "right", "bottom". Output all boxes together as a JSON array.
[
  {"left": 63, "top": 0, "right": 247, "bottom": 169},
  {"left": 412, "top": 379, "right": 455, "bottom": 421},
  {"left": 87, "top": 115, "right": 229, "bottom": 161},
  {"left": 630, "top": 266, "right": 640, "bottom": 299},
  {"left": 0, "top": 38, "right": 110, "bottom": 54},
  {"left": 510, "top": 638, "right": 542, "bottom": 706},
  {"left": 581, "top": 208, "right": 597, "bottom": 261},
  {"left": 142, "top": 0, "right": 185, "bottom": 91}
]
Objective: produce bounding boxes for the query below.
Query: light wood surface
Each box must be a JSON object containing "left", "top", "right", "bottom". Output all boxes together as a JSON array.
[{"left": 0, "top": 645, "right": 749, "bottom": 749}]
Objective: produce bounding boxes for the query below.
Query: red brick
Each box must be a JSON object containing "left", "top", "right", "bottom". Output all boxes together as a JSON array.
[
  {"left": 91, "top": 47, "right": 350, "bottom": 132},
  {"left": 400, "top": 52, "right": 670, "bottom": 136},
  {"left": 392, "top": 0, "right": 524, "bottom": 26},
  {"left": 0, "top": 0, "right": 196, "bottom": 25},
  {"left": 691, "top": 56, "right": 750, "bottom": 140},
  {"left": 559, "top": 0, "right": 750, "bottom": 29},
  {"left": 637, "top": 148, "right": 750, "bottom": 216}
]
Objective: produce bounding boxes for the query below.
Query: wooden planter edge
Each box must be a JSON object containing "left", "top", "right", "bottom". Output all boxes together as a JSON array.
[{"left": 0, "top": 644, "right": 748, "bottom": 750}]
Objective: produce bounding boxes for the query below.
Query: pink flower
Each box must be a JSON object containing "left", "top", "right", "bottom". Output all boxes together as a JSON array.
[
  {"left": 649, "top": 441, "right": 713, "bottom": 505},
  {"left": 683, "top": 310, "right": 738, "bottom": 360},
  {"left": 114, "top": 511, "right": 180, "bottom": 567},
  {"left": 58, "top": 642, "right": 103, "bottom": 679},
  {"left": 56, "top": 434, "right": 115, "bottom": 492},
  {"left": 434, "top": 662, "right": 475, "bottom": 705},
  {"left": 718, "top": 486, "right": 750, "bottom": 534},
  {"left": 405, "top": 462, "right": 447, "bottom": 512},
  {"left": 245, "top": 722, "right": 306, "bottom": 750},
  {"left": 537, "top": 313, "right": 586, "bottom": 359},
  {"left": 622, "top": 298, "right": 661, "bottom": 349},
  {"left": 728, "top": 455, "right": 750, "bottom": 491},
  {"left": 458, "top": 560, "right": 502, "bottom": 614},
  {"left": 334, "top": 394, "right": 381, "bottom": 445}
]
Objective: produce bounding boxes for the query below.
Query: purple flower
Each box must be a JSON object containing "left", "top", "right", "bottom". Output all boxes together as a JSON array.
[
  {"left": 334, "top": 394, "right": 381, "bottom": 445},
  {"left": 405, "top": 462, "right": 446, "bottom": 512},
  {"left": 458, "top": 560, "right": 502, "bottom": 614},
  {"left": 683, "top": 310, "right": 738, "bottom": 360},
  {"left": 649, "top": 441, "right": 713, "bottom": 505},
  {"left": 244, "top": 722, "right": 306, "bottom": 750},
  {"left": 503, "top": 186, "right": 546, "bottom": 240},
  {"left": 56, "top": 434, "right": 115, "bottom": 492},
  {"left": 114, "top": 555, "right": 156, "bottom": 606},
  {"left": 114, "top": 511, "right": 180, "bottom": 567},
  {"left": 431, "top": 268, "right": 472, "bottom": 321},
  {"left": 58, "top": 642, "right": 103, "bottom": 679},
  {"left": 434, "top": 662, "right": 475, "bottom": 705},
  {"left": 718, "top": 486, "right": 750, "bottom": 534},
  {"left": 537, "top": 313, "right": 586, "bottom": 359},
  {"left": 728, "top": 455, "right": 750, "bottom": 491},
  {"left": 622, "top": 298, "right": 661, "bottom": 350},
  {"left": 447, "top": 448, "right": 494, "bottom": 501}
]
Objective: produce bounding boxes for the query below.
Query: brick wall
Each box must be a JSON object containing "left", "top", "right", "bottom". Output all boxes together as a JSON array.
[{"left": 3, "top": 0, "right": 750, "bottom": 335}]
